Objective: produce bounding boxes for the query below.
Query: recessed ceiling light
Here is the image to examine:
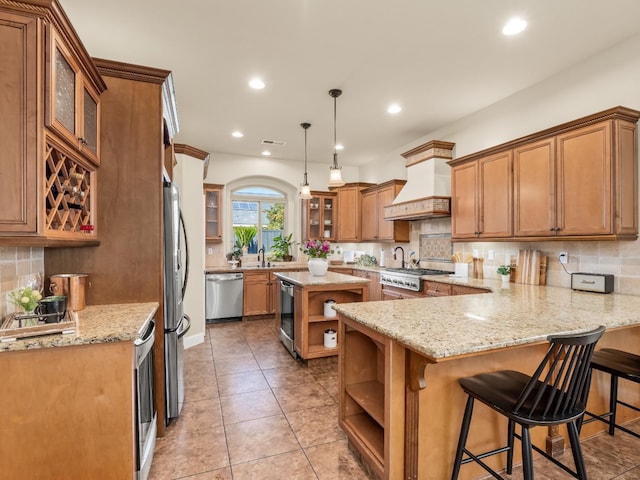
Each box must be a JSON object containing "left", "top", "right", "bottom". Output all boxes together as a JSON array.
[
  {"left": 335, "top": 144, "right": 344, "bottom": 151},
  {"left": 232, "top": 131, "right": 244, "bottom": 138},
  {"left": 249, "top": 77, "right": 265, "bottom": 89},
  {"left": 387, "top": 103, "right": 402, "bottom": 114},
  {"left": 502, "top": 17, "right": 527, "bottom": 36},
  {"left": 261, "top": 150, "right": 271, "bottom": 156}
]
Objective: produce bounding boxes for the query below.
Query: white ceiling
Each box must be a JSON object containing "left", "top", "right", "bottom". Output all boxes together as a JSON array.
[{"left": 60, "top": 0, "right": 640, "bottom": 167}]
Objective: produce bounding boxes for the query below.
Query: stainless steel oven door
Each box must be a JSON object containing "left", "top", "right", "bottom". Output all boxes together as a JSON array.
[{"left": 135, "top": 320, "right": 157, "bottom": 480}]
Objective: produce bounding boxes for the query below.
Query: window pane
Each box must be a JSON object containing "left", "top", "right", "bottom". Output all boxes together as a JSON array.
[{"left": 231, "top": 185, "right": 287, "bottom": 256}]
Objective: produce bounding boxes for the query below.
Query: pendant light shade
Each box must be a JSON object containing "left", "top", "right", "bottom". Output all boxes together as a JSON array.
[
  {"left": 328, "top": 88, "right": 345, "bottom": 187},
  {"left": 299, "top": 122, "right": 313, "bottom": 200}
]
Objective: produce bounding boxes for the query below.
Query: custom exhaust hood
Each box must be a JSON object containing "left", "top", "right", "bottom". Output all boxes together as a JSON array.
[{"left": 384, "top": 140, "right": 455, "bottom": 221}]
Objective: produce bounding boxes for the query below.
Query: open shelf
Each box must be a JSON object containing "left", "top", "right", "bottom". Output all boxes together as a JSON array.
[
  {"left": 343, "top": 413, "right": 384, "bottom": 467},
  {"left": 346, "top": 381, "right": 384, "bottom": 426},
  {"left": 307, "top": 344, "right": 339, "bottom": 357}
]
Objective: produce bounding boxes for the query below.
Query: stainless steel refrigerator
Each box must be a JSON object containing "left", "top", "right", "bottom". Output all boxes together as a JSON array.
[{"left": 163, "top": 181, "right": 191, "bottom": 423}]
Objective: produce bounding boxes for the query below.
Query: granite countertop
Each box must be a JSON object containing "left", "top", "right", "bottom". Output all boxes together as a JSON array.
[
  {"left": 205, "top": 263, "right": 306, "bottom": 274},
  {"left": 334, "top": 283, "right": 640, "bottom": 362},
  {"left": 274, "top": 270, "right": 371, "bottom": 287},
  {"left": 0, "top": 302, "right": 158, "bottom": 352}
]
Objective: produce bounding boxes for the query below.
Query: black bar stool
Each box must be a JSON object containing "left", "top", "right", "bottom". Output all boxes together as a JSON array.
[
  {"left": 582, "top": 348, "right": 640, "bottom": 438},
  {"left": 451, "top": 325, "right": 606, "bottom": 480}
]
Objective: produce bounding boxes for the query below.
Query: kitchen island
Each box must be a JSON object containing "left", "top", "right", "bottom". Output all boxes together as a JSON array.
[
  {"left": 274, "top": 271, "right": 369, "bottom": 359},
  {"left": 0, "top": 303, "right": 158, "bottom": 479},
  {"left": 335, "top": 283, "right": 640, "bottom": 479}
]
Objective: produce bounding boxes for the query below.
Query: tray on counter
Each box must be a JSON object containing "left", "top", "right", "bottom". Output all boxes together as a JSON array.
[{"left": 0, "top": 312, "right": 75, "bottom": 342}]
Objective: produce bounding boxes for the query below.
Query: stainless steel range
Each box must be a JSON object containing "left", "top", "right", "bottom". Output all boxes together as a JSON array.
[{"left": 380, "top": 268, "right": 451, "bottom": 291}]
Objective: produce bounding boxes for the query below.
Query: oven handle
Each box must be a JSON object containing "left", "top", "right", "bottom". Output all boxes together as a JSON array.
[{"left": 135, "top": 319, "right": 155, "bottom": 368}]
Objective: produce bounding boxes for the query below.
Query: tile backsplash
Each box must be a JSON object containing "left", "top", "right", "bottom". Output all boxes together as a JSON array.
[
  {"left": 0, "top": 247, "right": 44, "bottom": 319},
  {"left": 409, "top": 217, "right": 640, "bottom": 295}
]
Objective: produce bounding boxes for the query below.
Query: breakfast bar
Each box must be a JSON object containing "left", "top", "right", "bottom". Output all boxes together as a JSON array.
[{"left": 335, "top": 283, "right": 640, "bottom": 479}]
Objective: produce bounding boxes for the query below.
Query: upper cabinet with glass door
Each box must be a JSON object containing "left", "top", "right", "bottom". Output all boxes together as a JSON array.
[
  {"left": 204, "top": 184, "right": 223, "bottom": 242},
  {"left": 47, "top": 27, "right": 101, "bottom": 166},
  {"left": 302, "top": 191, "right": 337, "bottom": 241}
]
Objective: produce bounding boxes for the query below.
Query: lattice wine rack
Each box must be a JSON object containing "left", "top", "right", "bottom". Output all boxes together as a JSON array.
[{"left": 45, "top": 141, "right": 95, "bottom": 236}]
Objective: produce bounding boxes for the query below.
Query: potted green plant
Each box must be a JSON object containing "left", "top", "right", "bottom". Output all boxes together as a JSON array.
[
  {"left": 225, "top": 240, "right": 243, "bottom": 266},
  {"left": 497, "top": 265, "right": 511, "bottom": 283},
  {"left": 233, "top": 226, "right": 257, "bottom": 254},
  {"left": 271, "top": 233, "right": 295, "bottom": 261}
]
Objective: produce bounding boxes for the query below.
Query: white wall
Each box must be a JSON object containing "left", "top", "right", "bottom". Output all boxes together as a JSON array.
[
  {"left": 363, "top": 32, "right": 640, "bottom": 179},
  {"left": 173, "top": 154, "right": 206, "bottom": 347}
]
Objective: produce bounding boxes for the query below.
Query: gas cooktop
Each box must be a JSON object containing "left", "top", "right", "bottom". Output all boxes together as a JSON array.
[{"left": 379, "top": 268, "right": 452, "bottom": 291}]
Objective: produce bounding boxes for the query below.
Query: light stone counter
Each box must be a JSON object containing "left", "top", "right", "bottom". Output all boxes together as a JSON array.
[
  {"left": 205, "top": 263, "right": 306, "bottom": 274},
  {"left": 334, "top": 283, "right": 640, "bottom": 361},
  {"left": 0, "top": 302, "right": 158, "bottom": 352},
  {"left": 274, "top": 270, "right": 371, "bottom": 287}
]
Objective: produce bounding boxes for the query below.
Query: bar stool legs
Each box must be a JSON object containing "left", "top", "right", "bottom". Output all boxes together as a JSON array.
[
  {"left": 451, "top": 326, "right": 605, "bottom": 480},
  {"left": 584, "top": 348, "right": 640, "bottom": 439}
]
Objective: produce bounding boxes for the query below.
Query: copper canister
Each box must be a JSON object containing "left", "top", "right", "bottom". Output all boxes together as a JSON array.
[{"left": 49, "top": 274, "right": 89, "bottom": 311}]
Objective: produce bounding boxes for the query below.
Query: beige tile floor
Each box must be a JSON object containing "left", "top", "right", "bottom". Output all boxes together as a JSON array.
[
  {"left": 150, "top": 319, "right": 640, "bottom": 480},
  {"left": 149, "top": 319, "right": 370, "bottom": 480}
]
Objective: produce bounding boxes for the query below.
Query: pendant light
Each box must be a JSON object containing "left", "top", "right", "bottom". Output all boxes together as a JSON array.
[
  {"left": 299, "top": 122, "right": 313, "bottom": 199},
  {"left": 328, "top": 88, "right": 345, "bottom": 187}
]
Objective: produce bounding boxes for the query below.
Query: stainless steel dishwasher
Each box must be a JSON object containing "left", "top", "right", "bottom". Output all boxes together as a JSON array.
[{"left": 205, "top": 272, "right": 244, "bottom": 322}]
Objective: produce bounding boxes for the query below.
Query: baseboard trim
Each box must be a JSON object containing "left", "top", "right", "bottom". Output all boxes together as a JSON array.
[{"left": 184, "top": 332, "right": 205, "bottom": 349}]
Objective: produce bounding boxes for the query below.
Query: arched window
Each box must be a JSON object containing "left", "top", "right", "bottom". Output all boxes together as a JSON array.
[{"left": 231, "top": 186, "right": 286, "bottom": 254}]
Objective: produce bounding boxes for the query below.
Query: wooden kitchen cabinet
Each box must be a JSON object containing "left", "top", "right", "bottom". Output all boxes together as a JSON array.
[
  {"left": 423, "top": 280, "right": 451, "bottom": 297},
  {"left": 451, "top": 150, "right": 512, "bottom": 239},
  {"left": 302, "top": 191, "right": 337, "bottom": 241},
  {"left": 1, "top": 340, "right": 138, "bottom": 478},
  {"left": 243, "top": 270, "right": 285, "bottom": 316},
  {"left": 335, "top": 183, "right": 373, "bottom": 242},
  {"left": 243, "top": 270, "right": 272, "bottom": 316},
  {"left": 513, "top": 137, "right": 556, "bottom": 237},
  {"left": 204, "top": 183, "right": 223, "bottom": 242},
  {"left": 0, "top": 1, "right": 106, "bottom": 246},
  {"left": 47, "top": 27, "right": 101, "bottom": 166},
  {"left": 361, "top": 180, "right": 409, "bottom": 242},
  {"left": 381, "top": 284, "right": 424, "bottom": 300},
  {"left": 352, "top": 269, "right": 382, "bottom": 301},
  {"left": 514, "top": 122, "right": 633, "bottom": 238},
  {"left": 451, "top": 106, "right": 640, "bottom": 241},
  {"left": 555, "top": 119, "right": 636, "bottom": 237}
]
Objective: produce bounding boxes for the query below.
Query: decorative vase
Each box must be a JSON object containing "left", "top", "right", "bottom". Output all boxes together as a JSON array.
[
  {"left": 501, "top": 274, "right": 511, "bottom": 283},
  {"left": 308, "top": 258, "right": 328, "bottom": 276}
]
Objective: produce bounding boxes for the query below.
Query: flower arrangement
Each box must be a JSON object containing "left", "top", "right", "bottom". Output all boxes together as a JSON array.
[
  {"left": 8, "top": 286, "right": 42, "bottom": 313},
  {"left": 300, "top": 239, "right": 334, "bottom": 259}
]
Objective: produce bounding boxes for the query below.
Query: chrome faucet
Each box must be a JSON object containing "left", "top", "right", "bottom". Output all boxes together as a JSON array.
[
  {"left": 393, "top": 246, "right": 406, "bottom": 269},
  {"left": 258, "top": 247, "right": 266, "bottom": 267}
]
